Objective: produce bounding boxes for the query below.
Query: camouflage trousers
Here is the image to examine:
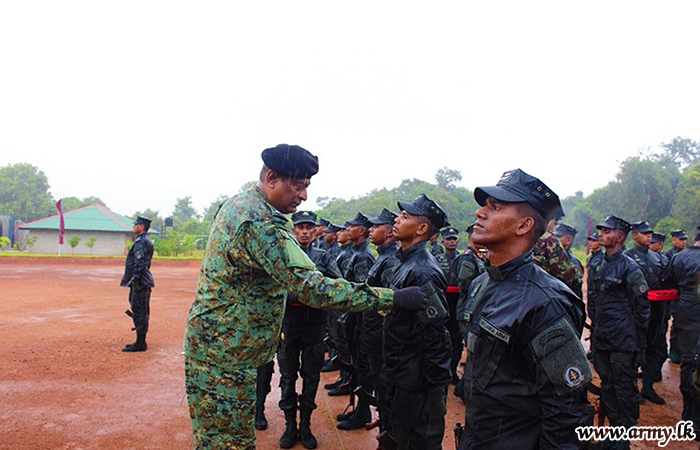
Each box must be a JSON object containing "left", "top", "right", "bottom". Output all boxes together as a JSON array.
[{"left": 185, "top": 357, "right": 257, "bottom": 450}]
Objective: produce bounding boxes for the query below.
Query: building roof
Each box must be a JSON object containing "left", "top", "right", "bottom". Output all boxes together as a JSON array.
[{"left": 20, "top": 204, "right": 134, "bottom": 232}]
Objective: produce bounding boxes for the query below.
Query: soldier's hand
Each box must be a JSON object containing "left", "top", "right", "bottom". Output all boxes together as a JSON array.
[{"left": 392, "top": 286, "right": 427, "bottom": 310}]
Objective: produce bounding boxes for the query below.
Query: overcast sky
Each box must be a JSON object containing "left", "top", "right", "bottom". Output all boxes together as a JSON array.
[{"left": 2, "top": 2, "right": 699, "bottom": 218}]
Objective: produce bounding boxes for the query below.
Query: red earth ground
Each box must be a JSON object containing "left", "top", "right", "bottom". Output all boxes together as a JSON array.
[{"left": 0, "top": 257, "right": 695, "bottom": 449}]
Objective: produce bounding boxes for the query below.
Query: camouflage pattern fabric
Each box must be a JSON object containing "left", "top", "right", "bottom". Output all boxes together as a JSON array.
[
  {"left": 533, "top": 231, "right": 583, "bottom": 293},
  {"left": 184, "top": 186, "right": 393, "bottom": 448}
]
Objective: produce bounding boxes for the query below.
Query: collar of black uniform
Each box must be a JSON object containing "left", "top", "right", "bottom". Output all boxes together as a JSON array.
[
  {"left": 634, "top": 244, "right": 649, "bottom": 253},
  {"left": 484, "top": 250, "right": 533, "bottom": 281},
  {"left": 396, "top": 241, "right": 427, "bottom": 263},
  {"left": 604, "top": 246, "right": 626, "bottom": 262},
  {"left": 377, "top": 241, "right": 399, "bottom": 254}
]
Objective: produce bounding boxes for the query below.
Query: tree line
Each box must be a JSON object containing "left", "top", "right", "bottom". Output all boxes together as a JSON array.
[{"left": 1, "top": 136, "right": 698, "bottom": 254}]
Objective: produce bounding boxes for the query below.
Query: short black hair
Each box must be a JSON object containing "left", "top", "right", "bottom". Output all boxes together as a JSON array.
[{"left": 515, "top": 202, "right": 547, "bottom": 245}]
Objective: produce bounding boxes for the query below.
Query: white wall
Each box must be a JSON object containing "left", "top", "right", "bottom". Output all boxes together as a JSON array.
[{"left": 25, "top": 230, "right": 131, "bottom": 256}]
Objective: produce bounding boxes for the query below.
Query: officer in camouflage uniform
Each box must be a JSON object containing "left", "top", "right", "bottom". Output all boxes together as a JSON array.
[
  {"left": 533, "top": 212, "right": 583, "bottom": 307},
  {"left": 184, "top": 144, "right": 428, "bottom": 450},
  {"left": 624, "top": 220, "right": 668, "bottom": 405},
  {"left": 459, "top": 169, "right": 593, "bottom": 449},
  {"left": 120, "top": 216, "right": 154, "bottom": 352},
  {"left": 553, "top": 222, "right": 584, "bottom": 276},
  {"left": 278, "top": 210, "right": 343, "bottom": 449},
  {"left": 435, "top": 227, "right": 464, "bottom": 384}
]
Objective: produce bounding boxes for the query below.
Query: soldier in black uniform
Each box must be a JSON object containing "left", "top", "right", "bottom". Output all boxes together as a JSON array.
[
  {"left": 458, "top": 169, "right": 593, "bottom": 450},
  {"left": 624, "top": 220, "right": 668, "bottom": 405},
  {"left": 663, "top": 232, "right": 700, "bottom": 435},
  {"left": 120, "top": 216, "right": 154, "bottom": 352},
  {"left": 345, "top": 208, "right": 400, "bottom": 433},
  {"left": 382, "top": 194, "right": 451, "bottom": 450},
  {"left": 322, "top": 222, "right": 341, "bottom": 259},
  {"left": 665, "top": 229, "right": 688, "bottom": 365},
  {"left": 435, "top": 227, "right": 464, "bottom": 384},
  {"left": 278, "top": 211, "right": 343, "bottom": 449},
  {"left": 429, "top": 232, "right": 444, "bottom": 257},
  {"left": 649, "top": 232, "right": 666, "bottom": 258},
  {"left": 336, "top": 212, "right": 376, "bottom": 430},
  {"left": 588, "top": 215, "right": 649, "bottom": 449}
]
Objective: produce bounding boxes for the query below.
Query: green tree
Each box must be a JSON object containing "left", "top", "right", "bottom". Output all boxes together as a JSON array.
[
  {"left": 84, "top": 237, "right": 97, "bottom": 255},
  {"left": 68, "top": 236, "right": 82, "bottom": 254},
  {"left": 671, "top": 161, "right": 700, "bottom": 231},
  {"left": 172, "top": 197, "right": 199, "bottom": 230},
  {"left": 0, "top": 236, "right": 10, "bottom": 251},
  {"left": 61, "top": 196, "right": 107, "bottom": 211},
  {"left": 435, "top": 167, "right": 462, "bottom": 189},
  {"left": 0, "top": 163, "right": 55, "bottom": 222},
  {"left": 655, "top": 136, "right": 700, "bottom": 169}
]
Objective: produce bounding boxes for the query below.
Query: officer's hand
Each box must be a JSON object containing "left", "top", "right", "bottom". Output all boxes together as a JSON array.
[{"left": 393, "top": 286, "right": 427, "bottom": 310}]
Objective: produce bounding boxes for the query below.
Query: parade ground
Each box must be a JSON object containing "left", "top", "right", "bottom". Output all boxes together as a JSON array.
[{"left": 0, "top": 257, "right": 691, "bottom": 449}]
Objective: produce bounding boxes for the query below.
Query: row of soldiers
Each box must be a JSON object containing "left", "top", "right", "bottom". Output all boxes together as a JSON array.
[{"left": 253, "top": 171, "right": 699, "bottom": 449}]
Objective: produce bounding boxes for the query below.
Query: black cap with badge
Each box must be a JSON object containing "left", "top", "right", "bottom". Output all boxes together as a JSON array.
[
  {"left": 596, "top": 215, "right": 631, "bottom": 234},
  {"left": 650, "top": 232, "right": 666, "bottom": 244},
  {"left": 291, "top": 210, "right": 318, "bottom": 226},
  {"left": 670, "top": 229, "right": 688, "bottom": 240},
  {"left": 134, "top": 216, "right": 152, "bottom": 231},
  {"left": 366, "top": 208, "right": 398, "bottom": 226},
  {"left": 441, "top": 227, "right": 459, "bottom": 239},
  {"left": 397, "top": 194, "right": 450, "bottom": 230},
  {"left": 346, "top": 212, "right": 372, "bottom": 229},
  {"left": 630, "top": 220, "right": 653, "bottom": 233},
  {"left": 324, "top": 222, "right": 342, "bottom": 233},
  {"left": 261, "top": 144, "right": 319, "bottom": 179},
  {"left": 553, "top": 223, "right": 578, "bottom": 237},
  {"left": 474, "top": 169, "right": 564, "bottom": 221}
]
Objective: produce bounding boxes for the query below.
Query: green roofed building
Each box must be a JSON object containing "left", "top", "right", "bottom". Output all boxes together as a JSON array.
[{"left": 19, "top": 204, "right": 147, "bottom": 255}]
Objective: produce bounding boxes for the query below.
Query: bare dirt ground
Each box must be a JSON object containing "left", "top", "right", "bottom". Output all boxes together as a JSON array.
[{"left": 0, "top": 257, "right": 694, "bottom": 449}]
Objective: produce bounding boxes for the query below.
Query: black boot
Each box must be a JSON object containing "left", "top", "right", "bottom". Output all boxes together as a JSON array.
[
  {"left": 299, "top": 407, "right": 318, "bottom": 449},
  {"left": 123, "top": 333, "right": 147, "bottom": 352},
  {"left": 255, "top": 398, "right": 268, "bottom": 430},
  {"left": 337, "top": 398, "right": 371, "bottom": 430},
  {"left": 280, "top": 408, "right": 298, "bottom": 449},
  {"left": 641, "top": 374, "right": 666, "bottom": 405}
]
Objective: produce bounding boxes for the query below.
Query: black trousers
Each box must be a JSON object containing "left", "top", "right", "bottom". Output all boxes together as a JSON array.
[
  {"left": 384, "top": 385, "right": 446, "bottom": 450},
  {"left": 677, "top": 327, "right": 700, "bottom": 427},
  {"left": 643, "top": 302, "right": 670, "bottom": 376},
  {"left": 128, "top": 285, "right": 151, "bottom": 335},
  {"left": 446, "top": 292, "right": 463, "bottom": 380},
  {"left": 593, "top": 349, "right": 639, "bottom": 428},
  {"left": 277, "top": 321, "right": 325, "bottom": 411},
  {"left": 256, "top": 361, "right": 274, "bottom": 402}
]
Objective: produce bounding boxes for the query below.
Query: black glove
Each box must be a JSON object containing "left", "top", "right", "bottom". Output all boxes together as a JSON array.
[{"left": 393, "top": 286, "right": 427, "bottom": 310}]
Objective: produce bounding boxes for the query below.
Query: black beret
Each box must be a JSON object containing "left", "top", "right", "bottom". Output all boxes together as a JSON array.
[
  {"left": 596, "top": 215, "right": 631, "bottom": 233},
  {"left": 650, "top": 232, "right": 666, "bottom": 244},
  {"left": 630, "top": 220, "right": 653, "bottom": 233},
  {"left": 366, "top": 208, "right": 398, "bottom": 226},
  {"left": 670, "top": 229, "right": 688, "bottom": 239},
  {"left": 553, "top": 222, "right": 578, "bottom": 237},
  {"left": 474, "top": 169, "right": 564, "bottom": 221},
  {"left": 441, "top": 227, "right": 459, "bottom": 239},
  {"left": 346, "top": 212, "right": 372, "bottom": 228},
  {"left": 291, "top": 210, "right": 318, "bottom": 226},
  {"left": 397, "top": 194, "right": 450, "bottom": 230},
  {"left": 261, "top": 144, "right": 319, "bottom": 179}
]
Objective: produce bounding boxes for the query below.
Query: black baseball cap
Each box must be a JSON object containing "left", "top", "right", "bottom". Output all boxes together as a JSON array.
[
  {"left": 630, "top": 220, "right": 653, "bottom": 233},
  {"left": 650, "top": 232, "right": 666, "bottom": 244},
  {"left": 442, "top": 227, "right": 459, "bottom": 239},
  {"left": 553, "top": 222, "right": 578, "bottom": 237},
  {"left": 474, "top": 169, "right": 564, "bottom": 221},
  {"left": 596, "top": 215, "right": 631, "bottom": 233},
  {"left": 366, "top": 208, "right": 398, "bottom": 226},
  {"left": 397, "top": 194, "right": 450, "bottom": 230},
  {"left": 346, "top": 213, "right": 372, "bottom": 228},
  {"left": 292, "top": 210, "right": 318, "bottom": 226},
  {"left": 670, "top": 230, "right": 688, "bottom": 240}
]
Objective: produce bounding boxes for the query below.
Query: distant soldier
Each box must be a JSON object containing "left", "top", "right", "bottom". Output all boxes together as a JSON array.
[
  {"left": 120, "top": 216, "right": 154, "bottom": 352},
  {"left": 663, "top": 232, "right": 700, "bottom": 435},
  {"left": 649, "top": 232, "right": 667, "bottom": 258},
  {"left": 184, "top": 145, "right": 428, "bottom": 449},
  {"left": 664, "top": 229, "right": 688, "bottom": 260},
  {"left": 624, "top": 220, "right": 668, "bottom": 405},
  {"left": 314, "top": 218, "right": 330, "bottom": 250},
  {"left": 586, "top": 232, "right": 603, "bottom": 267},
  {"left": 533, "top": 214, "right": 584, "bottom": 302},
  {"left": 460, "top": 169, "right": 593, "bottom": 449},
  {"left": 322, "top": 222, "right": 341, "bottom": 260},
  {"left": 435, "top": 227, "right": 464, "bottom": 384},
  {"left": 278, "top": 211, "right": 343, "bottom": 449},
  {"left": 336, "top": 212, "right": 376, "bottom": 430},
  {"left": 553, "top": 222, "right": 583, "bottom": 299},
  {"left": 588, "top": 215, "right": 649, "bottom": 447},
  {"left": 383, "top": 194, "right": 451, "bottom": 450},
  {"left": 429, "top": 232, "right": 444, "bottom": 257}
]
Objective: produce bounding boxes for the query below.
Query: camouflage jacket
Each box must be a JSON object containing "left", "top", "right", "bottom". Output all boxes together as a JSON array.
[
  {"left": 184, "top": 186, "right": 393, "bottom": 370},
  {"left": 533, "top": 232, "right": 583, "bottom": 295}
]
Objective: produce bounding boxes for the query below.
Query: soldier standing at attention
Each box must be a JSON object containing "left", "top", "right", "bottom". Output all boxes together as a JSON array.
[
  {"left": 665, "top": 229, "right": 688, "bottom": 364},
  {"left": 649, "top": 232, "right": 667, "bottom": 258},
  {"left": 459, "top": 169, "right": 593, "bottom": 449},
  {"left": 184, "top": 144, "right": 428, "bottom": 450},
  {"left": 663, "top": 232, "right": 700, "bottom": 435},
  {"left": 429, "top": 232, "right": 444, "bottom": 257},
  {"left": 554, "top": 222, "right": 584, "bottom": 276},
  {"left": 435, "top": 227, "right": 464, "bottom": 384},
  {"left": 322, "top": 222, "right": 341, "bottom": 259},
  {"left": 382, "top": 194, "right": 451, "bottom": 450},
  {"left": 588, "top": 215, "right": 650, "bottom": 450},
  {"left": 120, "top": 216, "right": 154, "bottom": 352},
  {"left": 278, "top": 211, "right": 343, "bottom": 449},
  {"left": 624, "top": 220, "right": 668, "bottom": 405}
]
